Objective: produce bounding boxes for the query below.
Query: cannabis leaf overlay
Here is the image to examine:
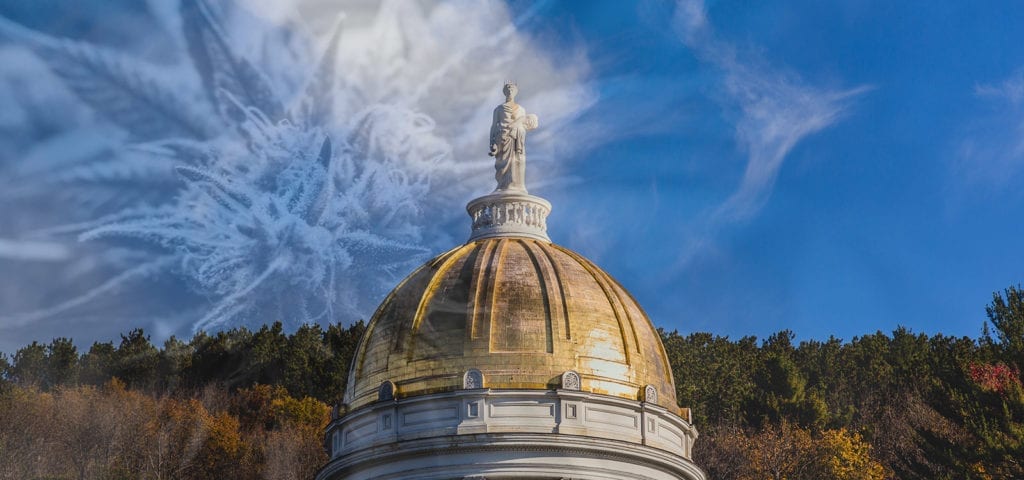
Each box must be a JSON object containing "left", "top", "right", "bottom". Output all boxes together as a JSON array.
[{"left": 0, "top": 0, "right": 592, "bottom": 338}]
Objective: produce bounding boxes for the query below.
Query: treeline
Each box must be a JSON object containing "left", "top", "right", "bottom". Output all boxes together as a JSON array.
[
  {"left": 1, "top": 321, "right": 365, "bottom": 402},
  {"left": 0, "top": 322, "right": 364, "bottom": 480},
  {"left": 1, "top": 288, "right": 1022, "bottom": 479},
  {"left": 667, "top": 286, "right": 1024, "bottom": 479}
]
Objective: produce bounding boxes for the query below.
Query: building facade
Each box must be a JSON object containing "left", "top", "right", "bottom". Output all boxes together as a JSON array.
[{"left": 317, "top": 86, "right": 705, "bottom": 480}]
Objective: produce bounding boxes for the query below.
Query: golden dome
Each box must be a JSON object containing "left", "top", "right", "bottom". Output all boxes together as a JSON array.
[{"left": 344, "top": 237, "right": 680, "bottom": 412}]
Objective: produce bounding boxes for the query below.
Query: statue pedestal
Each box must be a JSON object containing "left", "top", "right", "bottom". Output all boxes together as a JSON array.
[{"left": 466, "top": 191, "right": 551, "bottom": 242}]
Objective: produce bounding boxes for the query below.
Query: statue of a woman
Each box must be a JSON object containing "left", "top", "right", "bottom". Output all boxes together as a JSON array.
[{"left": 489, "top": 82, "right": 538, "bottom": 192}]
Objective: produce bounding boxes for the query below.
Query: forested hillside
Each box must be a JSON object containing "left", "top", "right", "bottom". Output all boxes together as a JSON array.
[
  {"left": 1, "top": 287, "right": 1021, "bottom": 479},
  {"left": 671, "top": 286, "right": 1024, "bottom": 479}
]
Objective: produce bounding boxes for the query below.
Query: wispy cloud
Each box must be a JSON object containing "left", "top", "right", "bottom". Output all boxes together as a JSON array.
[
  {"left": 0, "top": 239, "right": 70, "bottom": 262},
  {"left": 976, "top": 69, "right": 1024, "bottom": 104},
  {"left": 671, "top": 0, "right": 869, "bottom": 262},
  {"left": 956, "top": 69, "right": 1024, "bottom": 188},
  {"left": 715, "top": 69, "right": 871, "bottom": 222},
  {"left": 0, "top": 0, "right": 599, "bottom": 352}
]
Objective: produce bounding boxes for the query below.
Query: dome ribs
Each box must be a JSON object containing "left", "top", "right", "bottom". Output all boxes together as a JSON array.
[
  {"left": 346, "top": 245, "right": 454, "bottom": 404},
  {"left": 551, "top": 244, "right": 639, "bottom": 366},
  {"left": 485, "top": 238, "right": 509, "bottom": 350},
  {"left": 344, "top": 239, "right": 680, "bottom": 411},
  {"left": 469, "top": 239, "right": 500, "bottom": 341},
  {"left": 519, "top": 239, "right": 555, "bottom": 353},
  {"left": 488, "top": 240, "right": 552, "bottom": 353},
  {"left": 533, "top": 240, "right": 572, "bottom": 341},
  {"left": 406, "top": 242, "right": 475, "bottom": 362},
  {"left": 609, "top": 278, "right": 677, "bottom": 390}
]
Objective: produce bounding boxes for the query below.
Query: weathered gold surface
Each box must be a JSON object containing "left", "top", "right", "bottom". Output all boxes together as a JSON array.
[{"left": 345, "top": 238, "right": 681, "bottom": 413}]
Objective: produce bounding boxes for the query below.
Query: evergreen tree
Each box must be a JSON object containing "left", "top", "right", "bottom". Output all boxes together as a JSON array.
[
  {"left": 985, "top": 285, "right": 1024, "bottom": 371},
  {"left": 47, "top": 337, "right": 79, "bottom": 387},
  {"left": 0, "top": 353, "right": 10, "bottom": 390},
  {"left": 10, "top": 341, "right": 47, "bottom": 387},
  {"left": 114, "top": 328, "right": 160, "bottom": 390},
  {"left": 80, "top": 341, "right": 116, "bottom": 385},
  {"left": 3, "top": 285, "right": 1024, "bottom": 478}
]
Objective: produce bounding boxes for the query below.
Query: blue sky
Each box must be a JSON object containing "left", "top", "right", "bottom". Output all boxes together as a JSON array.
[
  {"left": 528, "top": 0, "right": 1024, "bottom": 341},
  {"left": 1, "top": 0, "right": 1022, "bottom": 351}
]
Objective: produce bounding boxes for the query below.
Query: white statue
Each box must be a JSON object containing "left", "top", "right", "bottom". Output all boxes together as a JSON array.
[{"left": 489, "top": 82, "right": 538, "bottom": 192}]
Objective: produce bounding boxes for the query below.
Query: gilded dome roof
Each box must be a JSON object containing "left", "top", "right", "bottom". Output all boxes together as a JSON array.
[{"left": 344, "top": 237, "right": 679, "bottom": 412}]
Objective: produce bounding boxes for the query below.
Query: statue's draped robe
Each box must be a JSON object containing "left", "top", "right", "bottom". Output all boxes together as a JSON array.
[{"left": 490, "top": 102, "right": 537, "bottom": 191}]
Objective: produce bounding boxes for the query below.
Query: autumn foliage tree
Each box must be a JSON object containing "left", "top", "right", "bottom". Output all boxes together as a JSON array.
[
  {"left": 670, "top": 285, "right": 1024, "bottom": 479},
  {"left": 697, "top": 421, "right": 887, "bottom": 480},
  {"left": 0, "top": 321, "right": 360, "bottom": 479},
  {"left": 2, "top": 287, "right": 1024, "bottom": 479}
]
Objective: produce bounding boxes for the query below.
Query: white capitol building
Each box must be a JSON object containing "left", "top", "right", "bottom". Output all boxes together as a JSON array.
[{"left": 317, "top": 85, "right": 706, "bottom": 480}]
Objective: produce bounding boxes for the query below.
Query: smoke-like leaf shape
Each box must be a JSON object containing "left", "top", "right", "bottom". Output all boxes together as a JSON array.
[
  {"left": 296, "top": 17, "right": 344, "bottom": 127},
  {"left": 48, "top": 147, "right": 183, "bottom": 211},
  {"left": 0, "top": 16, "right": 216, "bottom": 142},
  {"left": 6, "top": 134, "right": 185, "bottom": 214},
  {"left": 339, "top": 230, "right": 428, "bottom": 261},
  {"left": 299, "top": 137, "right": 332, "bottom": 226},
  {"left": 52, "top": 145, "right": 178, "bottom": 186},
  {"left": 175, "top": 165, "right": 254, "bottom": 211},
  {"left": 180, "top": 0, "right": 285, "bottom": 124},
  {"left": 0, "top": 0, "right": 597, "bottom": 343}
]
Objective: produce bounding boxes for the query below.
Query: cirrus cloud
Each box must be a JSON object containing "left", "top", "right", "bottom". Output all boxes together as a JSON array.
[{"left": 671, "top": 0, "right": 870, "bottom": 265}]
